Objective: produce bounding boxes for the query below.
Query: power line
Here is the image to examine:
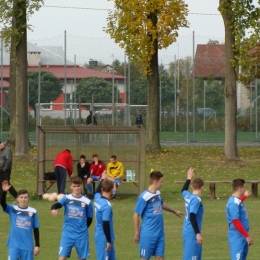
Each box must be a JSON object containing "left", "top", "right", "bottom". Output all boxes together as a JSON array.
[{"left": 43, "top": 5, "right": 221, "bottom": 15}]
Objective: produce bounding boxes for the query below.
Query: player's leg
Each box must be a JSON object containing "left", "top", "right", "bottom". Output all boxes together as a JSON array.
[
  {"left": 241, "top": 240, "right": 248, "bottom": 260},
  {"left": 75, "top": 237, "right": 90, "bottom": 259},
  {"left": 58, "top": 236, "right": 74, "bottom": 260},
  {"left": 54, "top": 166, "right": 61, "bottom": 194},
  {"left": 87, "top": 177, "right": 94, "bottom": 195},
  {"left": 8, "top": 247, "right": 21, "bottom": 260},
  {"left": 112, "top": 178, "right": 121, "bottom": 199},
  {"left": 183, "top": 238, "right": 201, "bottom": 260},
  {"left": 228, "top": 238, "right": 246, "bottom": 260},
  {"left": 154, "top": 235, "right": 165, "bottom": 260},
  {"left": 139, "top": 236, "right": 156, "bottom": 260},
  {"left": 59, "top": 167, "right": 67, "bottom": 194}
]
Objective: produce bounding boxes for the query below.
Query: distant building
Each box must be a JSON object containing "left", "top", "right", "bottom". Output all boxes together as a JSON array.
[
  {"left": 0, "top": 43, "right": 126, "bottom": 116},
  {"left": 194, "top": 44, "right": 251, "bottom": 110}
]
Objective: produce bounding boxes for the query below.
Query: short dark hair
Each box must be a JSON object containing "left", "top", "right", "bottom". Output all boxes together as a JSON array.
[
  {"left": 102, "top": 179, "right": 114, "bottom": 192},
  {"left": 70, "top": 176, "right": 83, "bottom": 185},
  {"left": 65, "top": 149, "right": 71, "bottom": 153},
  {"left": 191, "top": 178, "right": 204, "bottom": 190},
  {"left": 17, "top": 189, "right": 29, "bottom": 197},
  {"left": 110, "top": 155, "right": 117, "bottom": 160},
  {"left": 232, "top": 179, "right": 245, "bottom": 191},
  {"left": 92, "top": 153, "right": 98, "bottom": 158},
  {"left": 149, "top": 171, "right": 163, "bottom": 184},
  {"left": 80, "top": 155, "right": 86, "bottom": 159}
]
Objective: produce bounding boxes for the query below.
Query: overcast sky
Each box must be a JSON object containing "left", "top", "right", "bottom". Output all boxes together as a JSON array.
[{"left": 27, "top": 0, "right": 224, "bottom": 41}]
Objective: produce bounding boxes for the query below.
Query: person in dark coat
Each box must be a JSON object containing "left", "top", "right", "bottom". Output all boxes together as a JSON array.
[{"left": 86, "top": 111, "right": 97, "bottom": 126}]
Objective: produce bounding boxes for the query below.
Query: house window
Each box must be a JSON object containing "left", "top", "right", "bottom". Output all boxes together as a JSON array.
[
  {"left": 41, "top": 103, "right": 52, "bottom": 110},
  {"left": 64, "top": 93, "right": 72, "bottom": 110}
]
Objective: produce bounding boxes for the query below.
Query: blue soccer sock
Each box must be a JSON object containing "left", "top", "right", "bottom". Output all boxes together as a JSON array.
[{"left": 87, "top": 184, "right": 93, "bottom": 194}]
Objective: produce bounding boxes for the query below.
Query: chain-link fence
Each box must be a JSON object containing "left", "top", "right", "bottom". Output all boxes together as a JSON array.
[{"left": 0, "top": 33, "right": 259, "bottom": 143}]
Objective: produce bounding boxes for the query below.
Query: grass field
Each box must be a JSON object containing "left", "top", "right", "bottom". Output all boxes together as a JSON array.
[
  {"left": 1, "top": 131, "right": 260, "bottom": 143},
  {"left": 0, "top": 146, "right": 260, "bottom": 259}
]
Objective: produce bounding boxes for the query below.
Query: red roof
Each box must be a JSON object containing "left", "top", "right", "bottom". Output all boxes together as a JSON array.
[
  {"left": 1, "top": 65, "right": 125, "bottom": 81},
  {"left": 194, "top": 44, "right": 225, "bottom": 79}
]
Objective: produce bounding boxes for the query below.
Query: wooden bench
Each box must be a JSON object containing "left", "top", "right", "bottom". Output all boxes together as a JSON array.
[
  {"left": 41, "top": 179, "right": 138, "bottom": 194},
  {"left": 176, "top": 180, "right": 260, "bottom": 199}
]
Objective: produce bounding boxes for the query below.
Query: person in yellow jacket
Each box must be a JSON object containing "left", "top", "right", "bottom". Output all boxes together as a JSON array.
[{"left": 107, "top": 155, "right": 124, "bottom": 200}]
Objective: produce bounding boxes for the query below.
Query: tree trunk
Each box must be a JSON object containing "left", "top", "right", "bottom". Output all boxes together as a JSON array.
[
  {"left": 146, "top": 12, "right": 160, "bottom": 151},
  {"left": 219, "top": 0, "right": 239, "bottom": 160},
  {"left": 14, "top": 0, "right": 29, "bottom": 156},
  {"left": 6, "top": 7, "right": 16, "bottom": 147}
]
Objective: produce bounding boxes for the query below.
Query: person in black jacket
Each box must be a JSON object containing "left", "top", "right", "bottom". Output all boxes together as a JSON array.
[
  {"left": 86, "top": 111, "right": 97, "bottom": 125},
  {"left": 77, "top": 155, "right": 90, "bottom": 195},
  {"left": 135, "top": 109, "right": 143, "bottom": 126}
]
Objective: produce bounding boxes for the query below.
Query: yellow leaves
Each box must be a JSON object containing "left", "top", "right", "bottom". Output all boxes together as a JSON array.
[{"left": 105, "top": 0, "right": 188, "bottom": 74}]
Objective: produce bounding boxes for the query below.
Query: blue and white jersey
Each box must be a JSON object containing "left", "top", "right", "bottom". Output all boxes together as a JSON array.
[
  {"left": 226, "top": 196, "right": 249, "bottom": 239},
  {"left": 134, "top": 190, "right": 164, "bottom": 238},
  {"left": 4, "top": 204, "right": 40, "bottom": 251},
  {"left": 58, "top": 194, "right": 93, "bottom": 239},
  {"left": 94, "top": 192, "right": 115, "bottom": 244},
  {"left": 182, "top": 190, "right": 204, "bottom": 239}
]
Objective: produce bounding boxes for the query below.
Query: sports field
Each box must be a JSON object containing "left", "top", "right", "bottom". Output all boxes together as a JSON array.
[{"left": 0, "top": 146, "right": 260, "bottom": 259}]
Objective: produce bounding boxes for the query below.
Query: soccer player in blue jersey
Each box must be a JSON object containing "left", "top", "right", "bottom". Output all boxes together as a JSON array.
[
  {"left": 226, "top": 179, "right": 253, "bottom": 260},
  {"left": 94, "top": 173, "right": 116, "bottom": 260},
  {"left": 1, "top": 180, "right": 40, "bottom": 260},
  {"left": 51, "top": 176, "right": 93, "bottom": 260},
  {"left": 134, "top": 171, "right": 183, "bottom": 260},
  {"left": 181, "top": 168, "right": 204, "bottom": 260}
]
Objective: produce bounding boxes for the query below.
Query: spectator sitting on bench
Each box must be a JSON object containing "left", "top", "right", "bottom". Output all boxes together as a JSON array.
[
  {"left": 87, "top": 153, "right": 106, "bottom": 199},
  {"left": 107, "top": 155, "right": 124, "bottom": 200},
  {"left": 77, "top": 155, "right": 90, "bottom": 194}
]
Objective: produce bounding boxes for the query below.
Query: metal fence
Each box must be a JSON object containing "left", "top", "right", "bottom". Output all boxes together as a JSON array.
[{"left": 0, "top": 33, "right": 260, "bottom": 143}]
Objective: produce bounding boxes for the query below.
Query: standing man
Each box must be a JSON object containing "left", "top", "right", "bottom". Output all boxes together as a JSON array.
[
  {"left": 86, "top": 111, "right": 97, "bottom": 126},
  {"left": 0, "top": 141, "right": 17, "bottom": 199},
  {"left": 51, "top": 176, "right": 93, "bottom": 260},
  {"left": 87, "top": 153, "right": 106, "bottom": 199},
  {"left": 54, "top": 149, "right": 73, "bottom": 194},
  {"left": 226, "top": 179, "right": 253, "bottom": 260},
  {"left": 107, "top": 155, "right": 124, "bottom": 200},
  {"left": 134, "top": 171, "right": 183, "bottom": 260},
  {"left": 94, "top": 173, "right": 116, "bottom": 260},
  {"left": 135, "top": 109, "right": 143, "bottom": 127},
  {"left": 1, "top": 181, "right": 40, "bottom": 260},
  {"left": 181, "top": 168, "right": 204, "bottom": 260}
]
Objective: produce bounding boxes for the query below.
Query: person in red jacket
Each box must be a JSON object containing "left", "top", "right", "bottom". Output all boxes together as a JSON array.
[
  {"left": 86, "top": 153, "right": 106, "bottom": 199},
  {"left": 54, "top": 149, "right": 73, "bottom": 194}
]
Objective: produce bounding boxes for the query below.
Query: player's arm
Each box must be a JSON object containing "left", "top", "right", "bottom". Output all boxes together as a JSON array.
[
  {"left": 232, "top": 219, "right": 253, "bottom": 245},
  {"left": 190, "top": 213, "right": 203, "bottom": 245},
  {"left": 1, "top": 180, "right": 11, "bottom": 210},
  {"left": 241, "top": 191, "right": 250, "bottom": 202},
  {"left": 133, "top": 213, "right": 140, "bottom": 243},
  {"left": 162, "top": 203, "right": 183, "bottom": 217},
  {"left": 50, "top": 202, "right": 62, "bottom": 216},
  {"left": 33, "top": 228, "right": 40, "bottom": 256},
  {"left": 181, "top": 168, "right": 194, "bottom": 193},
  {"left": 117, "top": 163, "right": 124, "bottom": 178},
  {"left": 87, "top": 217, "right": 92, "bottom": 228},
  {"left": 103, "top": 221, "right": 112, "bottom": 251}
]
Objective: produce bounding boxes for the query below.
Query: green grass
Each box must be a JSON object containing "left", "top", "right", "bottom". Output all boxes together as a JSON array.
[
  {"left": 0, "top": 146, "right": 260, "bottom": 259},
  {"left": 1, "top": 131, "right": 260, "bottom": 143},
  {"left": 160, "top": 131, "right": 260, "bottom": 142}
]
